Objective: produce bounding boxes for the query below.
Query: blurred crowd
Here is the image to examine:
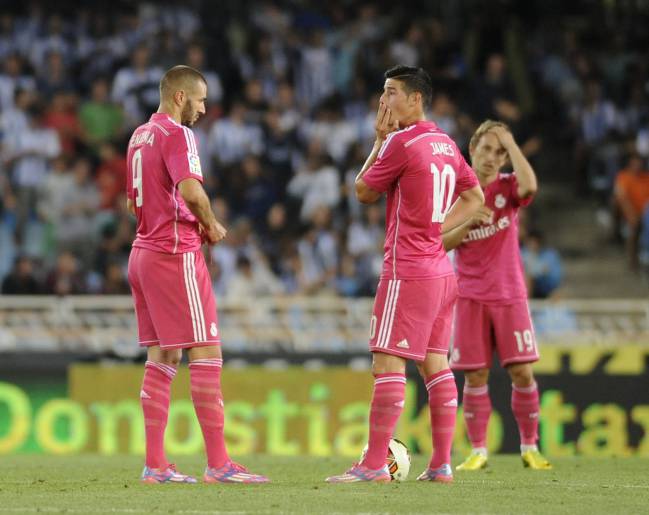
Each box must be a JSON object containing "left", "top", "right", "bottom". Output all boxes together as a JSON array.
[{"left": 1, "top": 1, "right": 648, "bottom": 297}]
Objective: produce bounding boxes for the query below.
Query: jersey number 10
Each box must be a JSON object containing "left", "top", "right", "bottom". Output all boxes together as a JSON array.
[
  {"left": 132, "top": 148, "right": 143, "bottom": 207},
  {"left": 430, "top": 163, "right": 456, "bottom": 223}
]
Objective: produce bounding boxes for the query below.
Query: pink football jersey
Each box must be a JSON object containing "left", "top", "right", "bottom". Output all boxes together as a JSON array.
[
  {"left": 363, "top": 120, "right": 479, "bottom": 280},
  {"left": 454, "top": 172, "right": 533, "bottom": 303},
  {"left": 126, "top": 113, "right": 204, "bottom": 254}
]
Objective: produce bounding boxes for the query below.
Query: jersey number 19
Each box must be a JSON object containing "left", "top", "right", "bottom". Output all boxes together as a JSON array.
[{"left": 431, "top": 163, "right": 456, "bottom": 223}]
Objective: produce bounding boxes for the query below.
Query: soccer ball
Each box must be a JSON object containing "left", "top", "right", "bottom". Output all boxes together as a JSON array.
[{"left": 360, "top": 438, "right": 411, "bottom": 481}]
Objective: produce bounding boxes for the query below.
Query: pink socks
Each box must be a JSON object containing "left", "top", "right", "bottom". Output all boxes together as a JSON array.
[
  {"left": 361, "top": 373, "right": 406, "bottom": 470},
  {"left": 426, "top": 369, "right": 458, "bottom": 469},
  {"left": 141, "top": 361, "right": 176, "bottom": 469},
  {"left": 189, "top": 358, "right": 230, "bottom": 468}
]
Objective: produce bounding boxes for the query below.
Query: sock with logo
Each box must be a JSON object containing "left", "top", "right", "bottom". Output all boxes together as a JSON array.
[
  {"left": 361, "top": 373, "right": 407, "bottom": 470},
  {"left": 512, "top": 382, "right": 539, "bottom": 446},
  {"left": 462, "top": 384, "right": 491, "bottom": 450},
  {"left": 426, "top": 369, "right": 458, "bottom": 469},
  {"left": 141, "top": 360, "right": 176, "bottom": 469},
  {"left": 189, "top": 358, "right": 229, "bottom": 468}
]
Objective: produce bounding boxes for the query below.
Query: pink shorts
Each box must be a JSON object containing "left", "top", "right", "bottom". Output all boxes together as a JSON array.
[
  {"left": 128, "top": 247, "right": 220, "bottom": 349},
  {"left": 368, "top": 275, "right": 458, "bottom": 362},
  {"left": 450, "top": 297, "right": 538, "bottom": 370}
]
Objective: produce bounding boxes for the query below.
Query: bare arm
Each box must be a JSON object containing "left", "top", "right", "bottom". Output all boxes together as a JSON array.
[
  {"left": 490, "top": 126, "right": 538, "bottom": 199},
  {"left": 355, "top": 140, "right": 383, "bottom": 204},
  {"left": 441, "top": 185, "right": 485, "bottom": 235},
  {"left": 126, "top": 198, "right": 135, "bottom": 216},
  {"left": 355, "top": 102, "right": 399, "bottom": 204},
  {"left": 178, "top": 178, "right": 226, "bottom": 244},
  {"left": 442, "top": 204, "right": 492, "bottom": 251}
]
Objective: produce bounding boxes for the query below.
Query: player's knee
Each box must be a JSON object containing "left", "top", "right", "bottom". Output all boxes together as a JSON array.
[
  {"left": 155, "top": 350, "right": 182, "bottom": 367},
  {"left": 371, "top": 352, "right": 406, "bottom": 376},
  {"left": 465, "top": 368, "right": 489, "bottom": 387},
  {"left": 508, "top": 364, "right": 534, "bottom": 386}
]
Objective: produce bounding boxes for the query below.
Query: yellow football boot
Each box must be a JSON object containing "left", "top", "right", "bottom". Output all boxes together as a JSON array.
[
  {"left": 455, "top": 452, "right": 488, "bottom": 471},
  {"left": 521, "top": 449, "right": 553, "bottom": 470}
]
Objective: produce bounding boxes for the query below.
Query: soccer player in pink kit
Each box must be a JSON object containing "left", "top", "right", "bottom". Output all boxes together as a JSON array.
[
  {"left": 326, "top": 66, "right": 484, "bottom": 484},
  {"left": 444, "top": 120, "right": 552, "bottom": 471},
  {"left": 127, "top": 65, "right": 268, "bottom": 484}
]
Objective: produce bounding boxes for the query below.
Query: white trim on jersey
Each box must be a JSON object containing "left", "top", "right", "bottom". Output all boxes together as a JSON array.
[
  {"left": 182, "top": 126, "right": 198, "bottom": 154},
  {"left": 150, "top": 122, "right": 170, "bottom": 136},
  {"left": 172, "top": 186, "right": 180, "bottom": 254},
  {"left": 183, "top": 252, "right": 206, "bottom": 341},
  {"left": 376, "top": 279, "right": 401, "bottom": 349},
  {"left": 392, "top": 182, "right": 402, "bottom": 279}
]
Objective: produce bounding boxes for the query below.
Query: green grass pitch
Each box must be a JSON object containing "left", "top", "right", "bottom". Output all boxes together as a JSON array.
[{"left": 1, "top": 455, "right": 647, "bottom": 514}]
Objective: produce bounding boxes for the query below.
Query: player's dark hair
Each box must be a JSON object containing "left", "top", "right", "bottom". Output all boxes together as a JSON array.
[
  {"left": 159, "top": 65, "right": 207, "bottom": 98},
  {"left": 384, "top": 65, "right": 433, "bottom": 108}
]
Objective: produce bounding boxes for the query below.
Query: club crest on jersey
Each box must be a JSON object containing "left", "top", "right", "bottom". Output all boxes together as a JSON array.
[
  {"left": 188, "top": 152, "right": 202, "bottom": 177},
  {"left": 494, "top": 194, "right": 506, "bottom": 209},
  {"left": 210, "top": 322, "right": 218, "bottom": 337}
]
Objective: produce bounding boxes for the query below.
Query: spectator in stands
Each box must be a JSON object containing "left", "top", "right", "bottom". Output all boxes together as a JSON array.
[
  {"left": 347, "top": 204, "right": 384, "bottom": 294},
  {"left": 111, "top": 44, "right": 163, "bottom": 127},
  {"left": 614, "top": 153, "right": 649, "bottom": 268},
  {"left": 56, "top": 157, "right": 100, "bottom": 259},
  {"left": 186, "top": 42, "right": 223, "bottom": 104},
  {"left": 102, "top": 261, "right": 130, "bottom": 294},
  {"left": 259, "top": 202, "right": 292, "bottom": 276},
  {"left": 43, "top": 91, "right": 81, "bottom": 157},
  {"left": 79, "top": 77, "right": 124, "bottom": 154},
  {"left": 1, "top": 255, "right": 41, "bottom": 294},
  {"left": 37, "top": 51, "right": 74, "bottom": 99},
  {"left": 44, "top": 251, "right": 86, "bottom": 295},
  {"left": 207, "top": 101, "right": 264, "bottom": 169},
  {"left": 287, "top": 140, "right": 340, "bottom": 222},
  {"left": 0, "top": 53, "right": 36, "bottom": 111},
  {"left": 521, "top": 230, "right": 563, "bottom": 299},
  {"left": 95, "top": 142, "right": 127, "bottom": 211},
  {"left": 336, "top": 252, "right": 362, "bottom": 297},
  {"left": 4, "top": 102, "right": 61, "bottom": 243},
  {"left": 226, "top": 255, "right": 284, "bottom": 301}
]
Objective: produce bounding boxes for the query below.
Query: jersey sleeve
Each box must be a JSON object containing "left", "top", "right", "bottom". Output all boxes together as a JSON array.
[
  {"left": 162, "top": 127, "right": 204, "bottom": 186},
  {"left": 362, "top": 133, "right": 408, "bottom": 193},
  {"left": 454, "top": 153, "right": 479, "bottom": 193},
  {"left": 510, "top": 172, "right": 534, "bottom": 207}
]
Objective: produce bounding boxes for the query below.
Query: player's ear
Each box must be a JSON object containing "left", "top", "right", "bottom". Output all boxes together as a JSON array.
[{"left": 173, "top": 90, "right": 185, "bottom": 106}]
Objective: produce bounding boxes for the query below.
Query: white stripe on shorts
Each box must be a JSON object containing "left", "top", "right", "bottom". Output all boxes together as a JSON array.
[
  {"left": 376, "top": 279, "right": 401, "bottom": 349},
  {"left": 188, "top": 252, "right": 206, "bottom": 341},
  {"left": 183, "top": 253, "right": 199, "bottom": 341}
]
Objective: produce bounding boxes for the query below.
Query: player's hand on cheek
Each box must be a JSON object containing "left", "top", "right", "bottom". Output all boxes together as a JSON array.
[{"left": 375, "top": 102, "right": 399, "bottom": 142}]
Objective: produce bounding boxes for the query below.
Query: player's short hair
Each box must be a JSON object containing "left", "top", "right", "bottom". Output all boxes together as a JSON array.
[
  {"left": 384, "top": 65, "right": 433, "bottom": 107},
  {"left": 469, "top": 119, "right": 511, "bottom": 150},
  {"left": 159, "top": 65, "right": 207, "bottom": 99}
]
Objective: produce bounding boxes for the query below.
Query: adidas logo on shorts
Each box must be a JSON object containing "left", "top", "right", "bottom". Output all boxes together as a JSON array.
[{"left": 396, "top": 339, "right": 410, "bottom": 349}]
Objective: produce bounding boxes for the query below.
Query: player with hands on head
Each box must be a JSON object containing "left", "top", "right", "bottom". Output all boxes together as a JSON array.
[
  {"left": 326, "top": 65, "right": 484, "bottom": 484},
  {"left": 443, "top": 120, "right": 551, "bottom": 471},
  {"left": 126, "top": 64, "right": 268, "bottom": 484}
]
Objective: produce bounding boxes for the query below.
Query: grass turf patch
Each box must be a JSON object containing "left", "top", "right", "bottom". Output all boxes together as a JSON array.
[{"left": 1, "top": 455, "right": 647, "bottom": 514}]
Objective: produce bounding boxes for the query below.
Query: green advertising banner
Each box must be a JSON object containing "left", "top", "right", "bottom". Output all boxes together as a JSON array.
[{"left": 0, "top": 345, "right": 648, "bottom": 457}]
